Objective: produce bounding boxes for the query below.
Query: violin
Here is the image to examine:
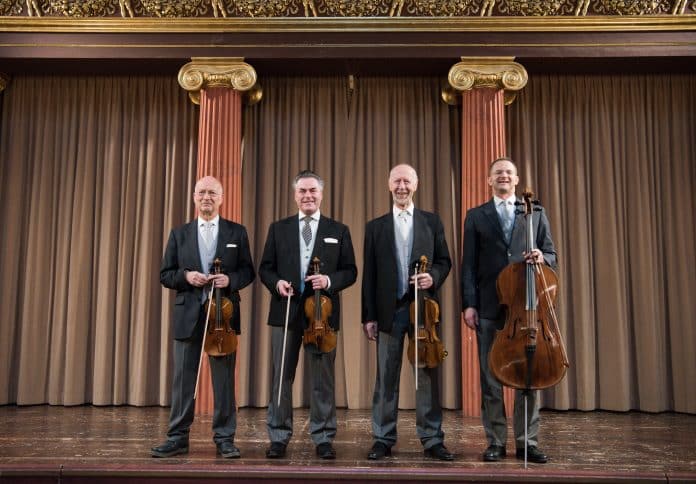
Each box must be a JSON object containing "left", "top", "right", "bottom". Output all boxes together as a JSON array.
[
  {"left": 489, "top": 189, "right": 569, "bottom": 390},
  {"left": 407, "top": 255, "right": 448, "bottom": 369},
  {"left": 302, "top": 256, "right": 337, "bottom": 353},
  {"left": 203, "top": 258, "right": 237, "bottom": 356}
]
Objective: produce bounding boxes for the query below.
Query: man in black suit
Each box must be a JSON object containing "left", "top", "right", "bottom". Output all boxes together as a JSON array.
[
  {"left": 461, "top": 157, "right": 557, "bottom": 464},
  {"left": 152, "top": 175, "right": 255, "bottom": 459},
  {"left": 259, "top": 170, "right": 357, "bottom": 460},
  {"left": 362, "top": 164, "right": 454, "bottom": 461}
]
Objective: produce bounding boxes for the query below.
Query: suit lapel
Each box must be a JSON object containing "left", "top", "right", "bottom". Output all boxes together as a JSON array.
[
  {"left": 411, "top": 209, "right": 429, "bottom": 269},
  {"left": 285, "top": 216, "right": 301, "bottom": 282},
  {"left": 187, "top": 220, "right": 204, "bottom": 273},
  {"left": 482, "top": 200, "right": 507, "bottom": 243},
  {"left": 311, "top": 216, "right": 329, "bottom": 262}
]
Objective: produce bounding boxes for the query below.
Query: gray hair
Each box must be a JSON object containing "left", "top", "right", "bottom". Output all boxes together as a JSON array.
[{"left": 293, "top": 170, "right": 324, "bottom": 190}]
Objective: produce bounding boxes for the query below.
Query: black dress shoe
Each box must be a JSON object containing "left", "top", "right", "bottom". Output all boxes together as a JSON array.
[
  {"left": 367, "top": 442, "right": 391, "bottom": 460},
  {"left": 424, "top": 443, "right": 454, "bottom": 461},
  {"left": 151, "top": 440, "right": 189, "bottom": 458},
  {"left": 265, "top": 442, "right": 287, "bottom": 459},
  {"left": 482, "top": 444, "right": 506, "bottom": 462},
  {"left": 516, "top": 445, "right": 548, "bottom": 464},
  {"left": 216, "top": 441, "right": 240, "bottom": 458},
  {"left": 316, "top": 442, "right": 336, "bottom": 459}
]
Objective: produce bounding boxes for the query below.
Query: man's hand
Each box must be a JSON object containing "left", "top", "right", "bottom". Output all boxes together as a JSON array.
[
  {"left": 410, "top": 272, "right": 433, "bottom": 290},
  {"left": 463, "top": 307, "right": 479, "bottom": 330},
  {"left": 276, "top": 280, "right": 294, "bottom": 297},
  {"left": 523, "top": 249, "right": 544, "bottom": 264},
  {"left": 186, "top": 270, "right": 210, "bottom": 288},
  {"left": 209, "top": 273, "right": 229, "bottom": 288},
  {"left": 363, "top": 321, "right": 378, "bottom": 341},
  {"left": 305, "top": 274, "right": 328, "bottom": 290}
]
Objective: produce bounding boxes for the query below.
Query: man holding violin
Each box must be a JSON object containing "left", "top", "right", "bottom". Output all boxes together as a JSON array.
[
  {"left": 461, "top": 157, "right": 557, "bottom": 464},
  {"left": 259, "top": 170, "right": 357, "bottom": 460},
  {"left": 152, "top": 175, "right": 256, "bottom": 459},
  {"left": 362, "top": 164, "right": 454, "bottom": 461}
]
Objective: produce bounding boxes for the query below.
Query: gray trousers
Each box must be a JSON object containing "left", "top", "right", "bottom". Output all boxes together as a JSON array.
[
  {"left": 372, "top": 307, "right": 444, "bottom": 450},
  {"left": 477, "top": 317, "right": 540, "bottom": 449},
  {"left": 267, "top": 325, "right": 336, "bottom": 446},
  {"left": 167, "top": 309, "right": 237, "bottom": 444}
]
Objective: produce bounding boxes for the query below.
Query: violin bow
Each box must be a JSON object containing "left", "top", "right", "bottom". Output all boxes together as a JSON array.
[
  {"left": 277, "top": 284, "right": 293, "bottom": 407},
  {"left": 194, "top": 281, "right": 216, "bottom": 400},
  {"left": 413, "top": 261, "right": 419, "bottom": 391}
]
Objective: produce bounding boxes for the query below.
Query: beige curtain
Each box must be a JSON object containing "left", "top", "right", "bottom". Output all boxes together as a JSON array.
[
  {"left": 1, "top": 73, "right": 694, "bottom": 414},
  {"left": 240, "top": 76, "right": 462, "bottom": 409},
  {"left": 506, "top": 74, "right": 696, "bottom": 413},
  {"left": 0, "top": 75, "right": 198, "bottom": 405}
]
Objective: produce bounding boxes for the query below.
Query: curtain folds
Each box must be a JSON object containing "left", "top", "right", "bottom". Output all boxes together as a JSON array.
[
  {"left": 240, "top": 76, "right": 462, "bottom": 409},
  {"left": 506, "top": 74, "right": 696, "bottom": 413},
  {"left": 0, "top": 76, "right": 198, "bottom": 406},
  {"left": 0, "top": 73, "right": 694, "bottom": 414}
]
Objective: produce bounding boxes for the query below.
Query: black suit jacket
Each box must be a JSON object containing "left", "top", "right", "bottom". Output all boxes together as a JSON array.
[
  {"left": 362, "top": 208, "right": 452, "bottom": 333},
  {"left": 461, "top": 198, "right": 557, "bottom": 320},
  {"left": 160, "top": 218, "right": 256, "bottom": 339},
  {"left": 259, "top": 214, "right": 357, "bottom": 331}
]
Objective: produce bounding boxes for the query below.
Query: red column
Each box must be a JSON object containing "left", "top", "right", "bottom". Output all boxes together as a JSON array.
[
  {"left": 448, "top": 58, "right": 527, "bottom": 417},
  {"left": 178, "top": 59, "right": 259, "bottom": 415}
]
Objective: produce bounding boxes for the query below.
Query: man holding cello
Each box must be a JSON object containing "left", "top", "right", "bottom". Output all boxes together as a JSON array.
[
  {"left": 461, "top": 157, "right": 557, "bottom": 464},
  {"left": 362, "top": 164, "right": 454, "bottom": 461},
  {"left": 259, "top": 170, "right": 357, "bottom": 460},
  {"left": 152, "top": 175, "right": 256, "bottom": 459}
]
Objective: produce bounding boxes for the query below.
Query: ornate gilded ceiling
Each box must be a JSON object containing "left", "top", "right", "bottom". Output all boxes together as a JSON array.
[{"left": 1, "top": 0, "right": 695, "bottom": 18}]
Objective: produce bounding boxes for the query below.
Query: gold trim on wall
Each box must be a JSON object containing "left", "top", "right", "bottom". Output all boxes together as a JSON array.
[
  {"left": 0, "top": 73, "right": 9, "bottom": 91},
  {"left": 0, "top": 0, "right": 694, "bottom": 18},
  {"left": 178, "top": 57, "right": 259, "bottom": 104},
  {"left": 445, "top": 57, "right": 527, "bottom": 105},
  {"left": 1, "top": 16, "right": 696, "bottom": 33}
]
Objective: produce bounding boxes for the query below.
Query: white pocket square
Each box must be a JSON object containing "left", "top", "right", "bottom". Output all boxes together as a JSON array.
[
  {"left": 226, "top": 243, "right": 237, "bottom": 248},
  {"left": 324, "top": 237, "right": 338, "bottom": 244}
]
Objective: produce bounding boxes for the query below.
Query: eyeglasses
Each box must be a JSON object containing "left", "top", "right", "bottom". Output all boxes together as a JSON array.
[{"left": 195, "top": 190, "right": 221, "bottom": 198}]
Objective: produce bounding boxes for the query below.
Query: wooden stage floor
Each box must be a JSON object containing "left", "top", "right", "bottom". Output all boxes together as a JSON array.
[{"left": 0, "top": 405, "right": 694, "bottom": 483}]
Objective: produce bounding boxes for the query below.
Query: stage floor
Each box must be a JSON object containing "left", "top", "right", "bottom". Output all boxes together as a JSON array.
[{"left": 0, "top": 405, "right": 695, "bottom": 483}]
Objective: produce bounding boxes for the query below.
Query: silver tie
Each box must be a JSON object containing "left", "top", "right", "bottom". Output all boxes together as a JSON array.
[
  {"left": 202, "top": 222, "right": 214, "bottom": 250},
  {"left": 302, "top": 216, "right": 312, "bottom": 247},
  {"left": 500, "top": 201, "right": 513, "bottom": 241}
]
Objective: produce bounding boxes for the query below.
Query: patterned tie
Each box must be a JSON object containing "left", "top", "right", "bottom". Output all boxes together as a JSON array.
[
  {"left": 302, "top": 216, "right": 312, "bottom": 247},
  {"left": 500, "top": 201, "right": 513, "bottom": 241}
]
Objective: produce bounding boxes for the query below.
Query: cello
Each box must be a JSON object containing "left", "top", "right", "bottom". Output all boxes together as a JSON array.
[
  {"left": 302, "top": 256, "right": 337, "bottom": 353},
  {"left": 489, "top": 189, "right": 569, "bottom": 391},
  {"left": 407, "top": 256, "right": 448, "bottom": 385}
]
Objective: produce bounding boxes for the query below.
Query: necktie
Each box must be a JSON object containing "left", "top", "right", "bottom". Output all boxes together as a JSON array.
[
  {"left": 302, "top": 216, "right": 312, "bottom": 247},
  {"left": 398, "top": 210, "right": 410, "bottom": 240},
  {"left": 500, "top": 201, "right": 513, "bottom": 241},
  {"left": 202, "top": 222, "right": 214, "bottom": 250}
]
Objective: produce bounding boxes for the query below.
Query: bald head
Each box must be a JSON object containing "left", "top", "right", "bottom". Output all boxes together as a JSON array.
[
  {"left": 389, "top": 164, "right": 419, "bottom": 210},
  {"left": 193, "top": 176, "right": 224, "bottom": 220}
]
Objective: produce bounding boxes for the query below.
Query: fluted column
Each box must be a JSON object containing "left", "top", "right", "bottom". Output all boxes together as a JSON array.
[
  {"left": 177, "top": 58, "right": 261, "bottom": 415},
  {"left": 445, "top": 57, "right": 528, "bottom": 417}
]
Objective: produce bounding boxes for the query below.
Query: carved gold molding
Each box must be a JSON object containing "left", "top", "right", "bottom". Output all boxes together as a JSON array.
[
  {"left": 0, "top": 73, "right": 9, "bottom": 92},
  {"left": 0, "top": 0, "right": 694, "bottom": 17},
  {"left": 177, "top": 57, "right": 260, "bottom": 105},
  {"left": 445, "top": 57, "right": 527, "bottom": 105}
]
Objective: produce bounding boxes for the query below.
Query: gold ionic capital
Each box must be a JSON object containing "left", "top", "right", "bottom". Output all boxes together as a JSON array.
[
  {"left": 445, "top": 57, "right": 528, "bottom": 105},
  {"left": 0, "top": 74, "right": 9, "bottom": 92},
  {"left": 178, "top": 58, "right": 261, "bottom": 105}
]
